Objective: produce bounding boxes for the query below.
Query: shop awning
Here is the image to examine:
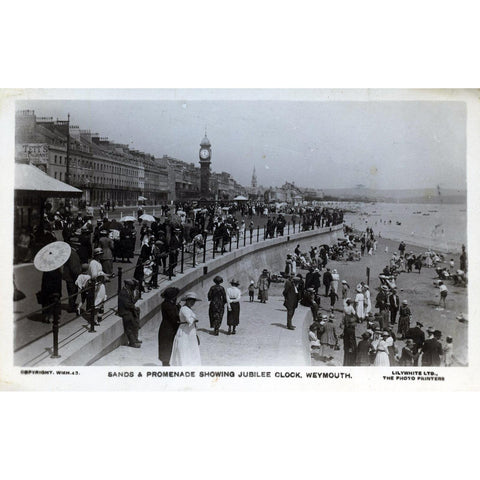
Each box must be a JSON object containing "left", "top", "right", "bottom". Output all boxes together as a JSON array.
[{"left": 15, "top": 163, "right": 82, "bottom": 197}]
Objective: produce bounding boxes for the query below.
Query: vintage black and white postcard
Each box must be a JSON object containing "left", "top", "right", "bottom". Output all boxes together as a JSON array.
[{"left": 0, "top": 88, "right": 478, "bottom": 390}]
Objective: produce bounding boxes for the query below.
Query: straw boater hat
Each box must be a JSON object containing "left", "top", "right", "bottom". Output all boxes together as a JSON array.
[
  {"left": 381, "top": 285, "right": 389, "bottom": 291},
  {"left": 427, "top": 326, "right": 435, "bottom": 333},
  {"left": 381, "top": 331, "right": 390, "bottom": 337},
  {"left": 181, "top": 291, "right": 201, "bottom": 302},
  {"left": 402, "top": 299, "right": 408, "bottom": 305},
  {"left": 356, "top": 286, "right": 363, "bottom": 293},
  {"left": 93, "top": 247, "right": 103, "bottom": 256},
  {"left": 341, "top": 280, "right": 347, "bottom": 284}
]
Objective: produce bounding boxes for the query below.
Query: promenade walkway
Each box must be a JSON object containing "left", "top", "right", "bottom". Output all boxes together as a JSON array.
[{"left": 94, "top": 281, "right": 311, "bottom": 366}]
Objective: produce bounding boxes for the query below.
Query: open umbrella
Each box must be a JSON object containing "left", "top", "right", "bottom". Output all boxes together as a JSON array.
[
  {"left": 34, "top": 241, "right": 71, "bottom": 272},
  {"left": 138, "top": 196, "right": 147, "bottom": 201},
  {"left": 140, "top": 214, "right": 156, "bottom": 222},
  {"left": 120, "top": 215, "right": 136, "bottom": 222}
]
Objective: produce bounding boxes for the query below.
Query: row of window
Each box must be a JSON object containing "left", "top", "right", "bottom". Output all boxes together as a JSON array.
[{"left": 53, "top": 153, "right": 157, "bottom": 178}]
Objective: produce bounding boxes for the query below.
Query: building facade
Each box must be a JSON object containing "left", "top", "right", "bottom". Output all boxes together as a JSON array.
[{"left": 15, "top": 111, "right": 245, "bottom": 205}]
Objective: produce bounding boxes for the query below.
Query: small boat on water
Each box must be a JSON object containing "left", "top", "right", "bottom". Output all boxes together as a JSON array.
[
  {"left": 413, "top": 211, "right": 422, "bottom": 214},
  {"left": 422, "top": 213, "right": 430, "bottom": 216}
]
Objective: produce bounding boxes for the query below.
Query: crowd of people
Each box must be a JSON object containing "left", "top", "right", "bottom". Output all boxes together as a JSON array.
[
  {"left": 304, "top": 234, "right": 463, "bottom": 367},
  {"left": 26, "top": 196, "right": 464, "bottom": 370}
]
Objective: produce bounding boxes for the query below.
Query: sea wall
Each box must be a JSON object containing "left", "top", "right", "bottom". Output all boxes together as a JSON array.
[{"left": 16, "top": 224, "right": 343, "bottom": 367}]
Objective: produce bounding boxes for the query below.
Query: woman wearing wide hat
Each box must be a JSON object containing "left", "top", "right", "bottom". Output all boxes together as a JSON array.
[
  {"left": 158, "top": 287, "right": 180, "bottom": 366},
  {"left": 170, "top": 292, "right": 202, "bottom": 366},
  {"left": 207, "top": 276, "right": 227, "bottom": 336},
  {"left": 226, "top": 279, "right": 241, "bottom": 335}
]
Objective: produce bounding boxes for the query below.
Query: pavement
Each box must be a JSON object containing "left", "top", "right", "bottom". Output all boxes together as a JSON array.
[
  {"left": 95, "top": 236, "right": 469, "bottom": 367},
  {"left": 93, "top": 281, "right": 311, "bottom": 366}
]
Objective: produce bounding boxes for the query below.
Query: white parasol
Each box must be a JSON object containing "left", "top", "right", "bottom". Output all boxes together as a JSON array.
[
  {"left": 120, "top": 215, "right": 136, "bottom": 222},
  {"left": 139, "top": 214, "right": 156, "bottom": 222},
  {"left": 34, "top": 241, "right": 72, "bottom": 272}
]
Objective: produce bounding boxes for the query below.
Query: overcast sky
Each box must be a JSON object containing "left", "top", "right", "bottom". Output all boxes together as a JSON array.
[{"left": 18, "top": 99, "right": 466, "bottom": 190}]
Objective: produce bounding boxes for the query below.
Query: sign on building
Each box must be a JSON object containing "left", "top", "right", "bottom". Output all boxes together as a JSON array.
[{"left": 16, "top": 143, "right": 49, "bottom": 164}]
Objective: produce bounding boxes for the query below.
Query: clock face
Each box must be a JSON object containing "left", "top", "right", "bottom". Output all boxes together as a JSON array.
[{"left": 200, "top": 148, "right": 210, "bottom": 159}]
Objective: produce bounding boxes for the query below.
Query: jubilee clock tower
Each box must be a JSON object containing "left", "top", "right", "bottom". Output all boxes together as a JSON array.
[{"left": 199, "top": 132, "right": 211, "bottom": 198}]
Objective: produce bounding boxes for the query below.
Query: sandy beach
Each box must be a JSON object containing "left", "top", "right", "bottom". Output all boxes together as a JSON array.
[{"left": 308, "top": 235, "right": 468, "bottom": 367}]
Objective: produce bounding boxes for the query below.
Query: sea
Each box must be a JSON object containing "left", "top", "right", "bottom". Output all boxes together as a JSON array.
[{"left": 328, "top": 201, "right": 467, "bottom": 253}]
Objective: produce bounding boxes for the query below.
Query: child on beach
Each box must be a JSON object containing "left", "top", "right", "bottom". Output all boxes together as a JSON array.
[
  {"left": 248, "top": 280, "right": 255, "bottom": 302},
  {"left": 444, "top": 336, "right": 453, "bottom": 366},
  {"left": 438, "top": 281, "right": 448, "bottom": 309},
  {"left": 328, "top": 287, "right": 339, "bottom": 313}
]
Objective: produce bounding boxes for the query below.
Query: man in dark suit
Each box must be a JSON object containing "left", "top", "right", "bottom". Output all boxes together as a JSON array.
[
  {"left": 322, "top": 268, "right": 332, "bottom": 297},
  {"left": 305, "top": 268, "right": 314, "bottom": 290},
  {"left": 168, "top": 227, "right": 183, "bottom": 277},
  {"left": 406, "top": 322, "right": 426, "bottom": 366},
  {"left": 389, "top": 289, "right": 400, "bottom": 325},
  {"left": 311, "top": 268, "right": 321, "bottom": 295},
  {"left": 421, "top": 329, "right": 443, "bottom": 366},
  {"left": 118, "top": 279, "right": 141, "bottom": 348},
  {"left": 283, "top": 276, "right": 300, "bottom": 330}
]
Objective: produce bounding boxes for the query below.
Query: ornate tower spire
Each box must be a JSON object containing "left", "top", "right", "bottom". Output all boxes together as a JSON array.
[{"left": 251, "top": 165, "right": 257, "bottom": 188}]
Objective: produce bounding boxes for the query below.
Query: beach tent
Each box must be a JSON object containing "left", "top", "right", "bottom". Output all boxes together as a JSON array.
[{"left": 233, "top": 195, "right": 248, "bottom": 201}]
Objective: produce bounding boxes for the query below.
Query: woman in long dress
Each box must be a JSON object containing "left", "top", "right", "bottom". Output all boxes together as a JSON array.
[
  {"left": 373, "top": 331, "right": 390, "bottom": 366},
  {"left": 226, "top": 279, "right": 242, "bottom": 335},
  {"left": 170, "top": 291, "right": 201, "bottom": 366},
  {"left": 208, "top": 276, "right": 227, "bottom": 336},
  {"left": 354, "top": 286, "right": 365, "bottom": 322},
  {"left": 397, "top": 300, "right": 411, "bottom": 340},
  {"left": 158, "top": 287, "right": 180, "bottom": 366},
  {"left": 330, "top": 269, "right": 340, "bottom": 294},
  {"left": 363, "top": 285, "right": 372, "bottom": 316},
  {"left": 257, "top": 269, "right": 271, "bottom": 303}
]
